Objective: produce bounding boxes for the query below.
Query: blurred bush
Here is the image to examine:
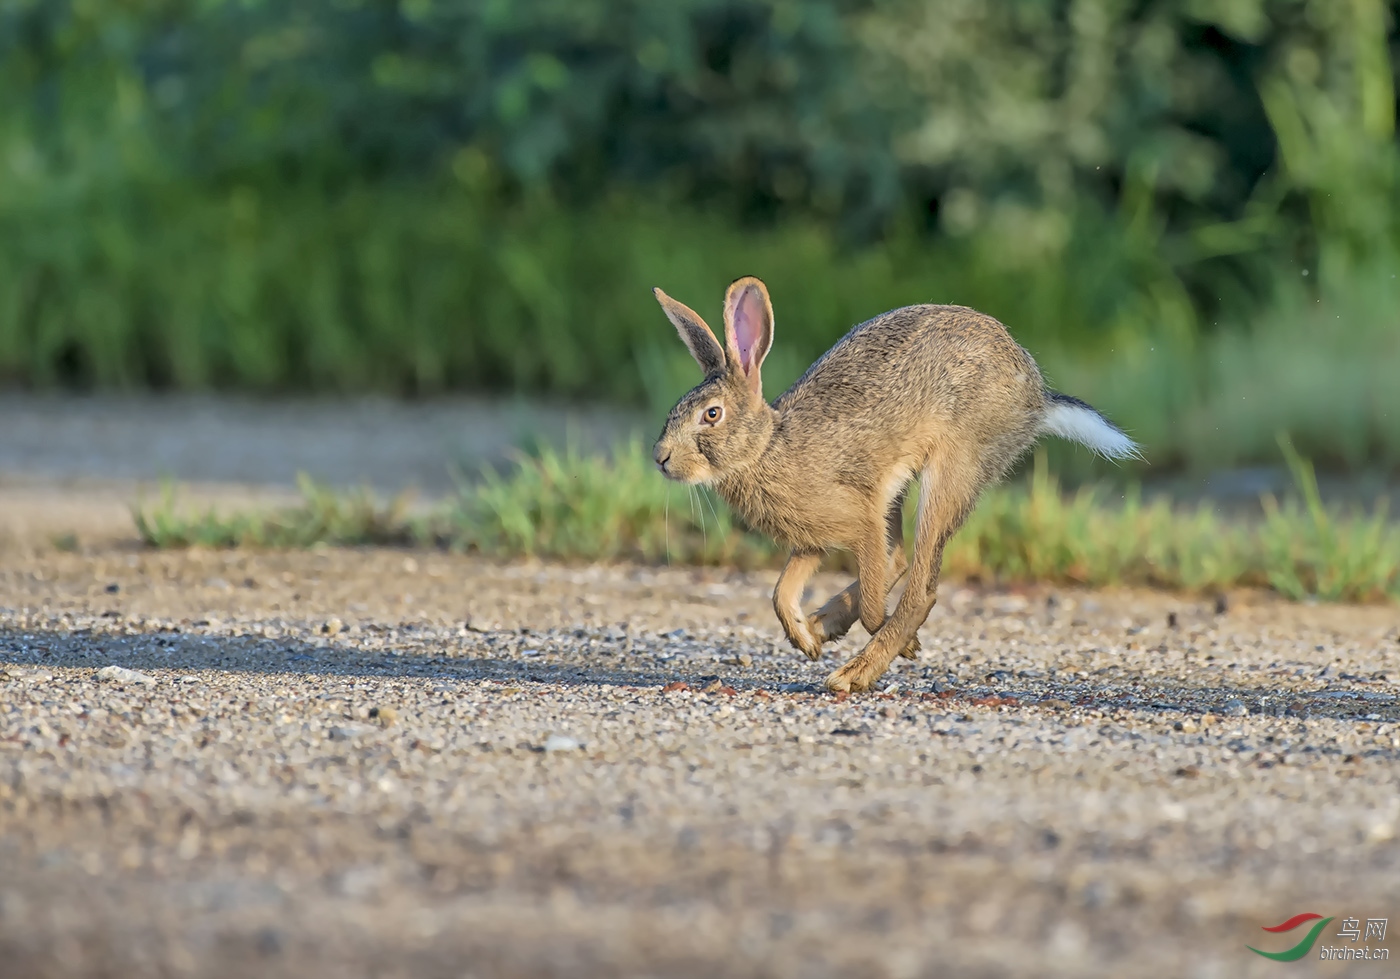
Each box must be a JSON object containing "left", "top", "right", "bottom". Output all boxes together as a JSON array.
[{"left": 1, "top": 0, "right": 1397, "bottom": 470}]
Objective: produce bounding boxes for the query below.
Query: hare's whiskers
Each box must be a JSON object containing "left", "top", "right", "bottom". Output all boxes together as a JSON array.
[
  {"left": 664, "top": 484, "right": 672, "bottom": 566},
  {"left": 700, "top": 487, "right": 724, "bottom": 557},
  {"left": 688, "top": 485, "right": 708, "bottom": 556}
]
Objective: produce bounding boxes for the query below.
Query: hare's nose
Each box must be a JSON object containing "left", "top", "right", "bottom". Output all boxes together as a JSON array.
[{"left": 654, "top": 446, "right": 672, "bottom": 473}]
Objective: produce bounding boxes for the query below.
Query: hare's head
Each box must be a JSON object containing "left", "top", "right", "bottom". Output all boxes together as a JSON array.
[{"left": 651, "top": 277, "right": 776, "bottom": 485}]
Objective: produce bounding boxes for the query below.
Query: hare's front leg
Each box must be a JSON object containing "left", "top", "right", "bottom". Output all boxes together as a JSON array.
[{"left": 772, "top": 550, "right": 823, "bottom": 659}]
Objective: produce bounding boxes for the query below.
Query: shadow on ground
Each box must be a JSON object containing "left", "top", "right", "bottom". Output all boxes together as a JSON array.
[{"left": 5, "top": 624, "right": 1396, "bottom": 726}]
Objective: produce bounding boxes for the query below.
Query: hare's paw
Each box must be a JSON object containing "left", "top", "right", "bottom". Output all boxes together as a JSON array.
[
  {"left": 824, "top": 655, "right": 884, "bottom": 693},
  {"left": 825, "top": 635, "right": 916, "bottom": 691},
  {"left": 806, "top": 610, "right": 852, "bottom": 646},
  {"left": 783, "top": 621, "right": 825, "bottom": 661}
]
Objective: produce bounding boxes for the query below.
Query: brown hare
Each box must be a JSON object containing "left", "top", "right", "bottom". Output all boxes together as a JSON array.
[{"left": 651, "top": 277, "right": 1140, "bottom": 693}]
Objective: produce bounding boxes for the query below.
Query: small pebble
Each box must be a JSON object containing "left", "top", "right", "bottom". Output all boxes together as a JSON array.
[
  {"left": 3, "top": 666, "right": 53, "bottom": 681},
  {"left": 1223, "top": 699, "right": 1248, "bottom": 717},
  {"left": 95, "top": 665, "right": 154, "bottom": 685},
  {"left": 369, "top": 706, "right": 398, "bottom": 727},
  {"left": 543, "top": 734, "right": 581, "bottom": 752},
  {"left": 322, "top": 617, "right": 344, "bottom": 637},
  {"left": 328, "top": 725, "right": 370, "bottom": 741}
]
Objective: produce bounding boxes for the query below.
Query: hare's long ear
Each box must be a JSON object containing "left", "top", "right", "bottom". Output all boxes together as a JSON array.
[
  {"left": 654, "top": 287, "right": 726, "bottom": 375},
  {"left": 723, "top": 276, "right": 774, "bottom": 396}
]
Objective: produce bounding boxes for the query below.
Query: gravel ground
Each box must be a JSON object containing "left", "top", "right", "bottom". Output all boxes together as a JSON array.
[{"left": 2, "top": 536, "right": 1399, "bottom": 979}]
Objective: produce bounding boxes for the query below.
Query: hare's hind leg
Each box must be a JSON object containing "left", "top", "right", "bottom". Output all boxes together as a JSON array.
[
  {"left": 809, "top": 493, "right": 915, "bottom": 659},
  {"left": 880, "top": 493, "right": 921, "bottom": 661},
  {"left": 773, "top": 549, "right": 823, "bottom": 659},
  {"left": 826, "top": 452, "right": 979, "bottom": 693}
]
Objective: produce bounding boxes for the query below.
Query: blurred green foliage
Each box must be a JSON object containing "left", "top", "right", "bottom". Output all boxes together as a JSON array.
[{"left": 2, "top": 0, "right": 1399, "bottom": 470}]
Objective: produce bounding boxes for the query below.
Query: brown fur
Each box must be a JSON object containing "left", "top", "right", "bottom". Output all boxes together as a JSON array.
[{"left": 652, "top": 277, "right": 1100, "bottom": 692}]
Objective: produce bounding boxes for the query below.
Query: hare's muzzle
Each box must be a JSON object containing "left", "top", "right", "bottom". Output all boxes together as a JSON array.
[{"left": 653, "top": 445, "right": 673, "bottom": 476}]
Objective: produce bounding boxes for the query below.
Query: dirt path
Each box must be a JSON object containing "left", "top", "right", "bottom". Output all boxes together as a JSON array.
[
  {"left": 0, "top": 394, "right": 641, "bottom": 495},
  {"left": 2, "top": 531, "right": 1398, "bottom": 978},
  {"left": 0, "top": 392, "right": 642, "bottom": 553}
]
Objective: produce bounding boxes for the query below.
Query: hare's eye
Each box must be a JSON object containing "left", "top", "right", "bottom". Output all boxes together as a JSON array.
[{"left": 701, "top": 405, "right": 723, "bottom": 425}]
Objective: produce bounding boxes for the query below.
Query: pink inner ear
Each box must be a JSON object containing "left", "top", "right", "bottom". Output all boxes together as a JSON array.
[{"left": 732, "top": 287, "right": 764, "bottom": 373}]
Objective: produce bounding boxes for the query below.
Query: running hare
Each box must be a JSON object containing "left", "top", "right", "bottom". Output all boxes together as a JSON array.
[{"left": 651, "top": 277, "right": 1139, "bottom": 692}]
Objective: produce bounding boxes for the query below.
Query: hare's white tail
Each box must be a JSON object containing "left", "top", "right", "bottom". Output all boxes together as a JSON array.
[{"left": 1040, "top": 392, "right": 1141, "bottom": 461}]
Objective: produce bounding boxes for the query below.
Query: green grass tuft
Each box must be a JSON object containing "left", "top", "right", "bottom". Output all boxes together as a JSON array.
[
  {"left": 133, "top": 476, "right": 417, "bottom": 550},
  {"left": 132, "top": 443, "right": 1400, "bottom": 603}
]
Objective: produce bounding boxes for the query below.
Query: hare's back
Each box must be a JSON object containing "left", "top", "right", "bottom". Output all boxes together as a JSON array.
[{"left": 776, "top": 304, "right": 1042, "bottom": 423}]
